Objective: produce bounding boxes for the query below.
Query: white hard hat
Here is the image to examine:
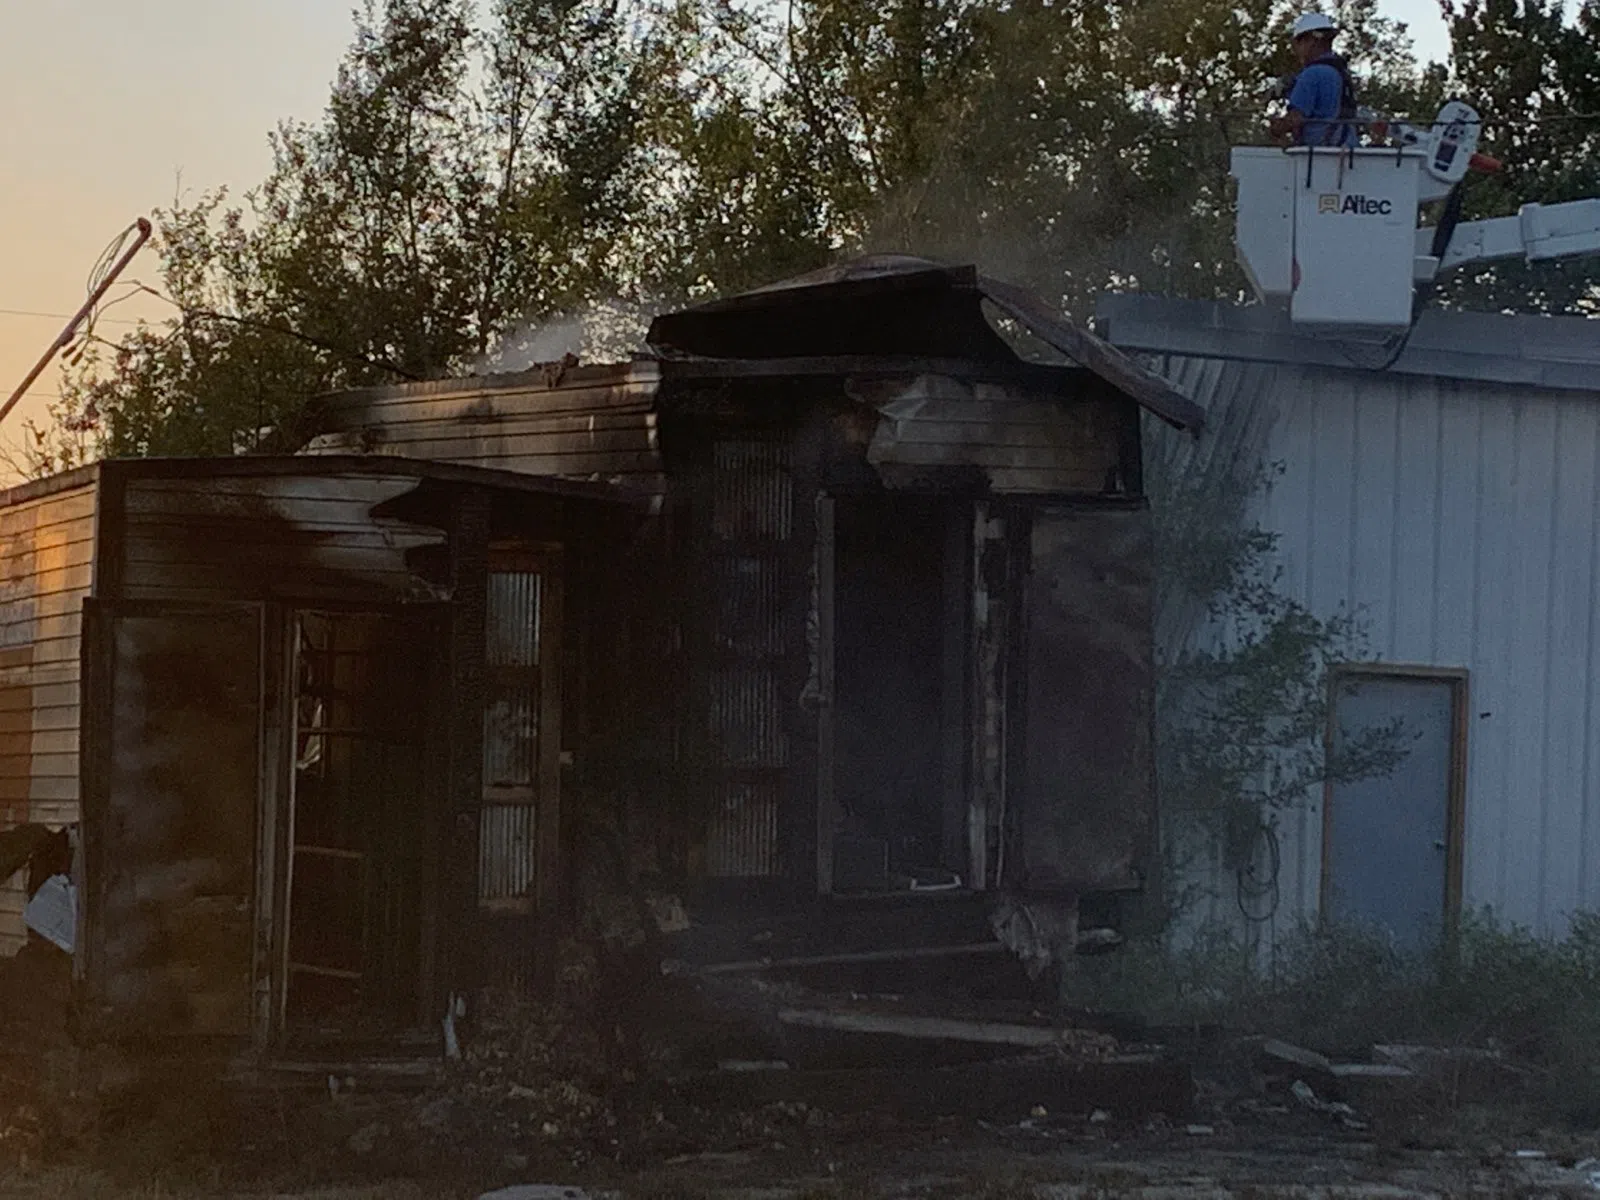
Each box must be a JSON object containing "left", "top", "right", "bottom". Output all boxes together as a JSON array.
[{"left": 1291, "top": 12, "right": 1338, "bottom": 39}]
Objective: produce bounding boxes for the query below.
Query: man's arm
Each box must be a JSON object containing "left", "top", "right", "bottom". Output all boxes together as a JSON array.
[{"left": 1269, "top": 109, "right": 1305, "bottom": 142}]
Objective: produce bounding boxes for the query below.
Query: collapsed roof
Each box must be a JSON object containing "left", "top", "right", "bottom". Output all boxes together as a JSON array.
[{"left": 646, "top": 255, "right": 1205, "bottom": 432}]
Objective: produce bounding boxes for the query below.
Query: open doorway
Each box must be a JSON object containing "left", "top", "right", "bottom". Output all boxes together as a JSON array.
[
  {"left": 830, "top": 495, "right": 964, "bottom": 892},
  {"left": 281, "top": 610, "right": 433, "bottom": 1037}
]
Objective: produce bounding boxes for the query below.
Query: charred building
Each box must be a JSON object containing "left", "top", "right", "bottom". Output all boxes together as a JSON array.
[{"left": 0, "top": 257, "right": 1201, "bottom": 1057}]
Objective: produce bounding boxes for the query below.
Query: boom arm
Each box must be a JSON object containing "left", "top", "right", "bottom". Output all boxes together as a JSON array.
[{"left": 1422, "top": 198, "right": 1600, "bottom": 272}]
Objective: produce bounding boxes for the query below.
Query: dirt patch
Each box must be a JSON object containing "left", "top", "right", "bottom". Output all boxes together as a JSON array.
[{"left": 0, "top": 940, "right": 75, "bottom": 1170}]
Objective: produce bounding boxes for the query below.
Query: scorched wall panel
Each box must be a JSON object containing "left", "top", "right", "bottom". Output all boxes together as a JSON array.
[
  {"left": 117, "top": 474, "right": 448, "bottom": 605},
  {"left": 303, "top": 364, "right": 664, "bottom": 492}
]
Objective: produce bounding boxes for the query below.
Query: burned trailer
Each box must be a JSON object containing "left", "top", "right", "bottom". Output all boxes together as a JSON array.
[
  {"left": 305, "top": 257, "right": 1204, "bottom": 966},
  {"left": 0, "top": 455, "right": 640, "bottom": 1055}
]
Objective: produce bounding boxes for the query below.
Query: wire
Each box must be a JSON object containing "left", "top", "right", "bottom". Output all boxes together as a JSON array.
[
  {"left": 74, "top": 222, "right": 148, "bottom": 347},
  {"left": 0, "top": 307, "right": 140, "bottom": 326},
  {"left": 87, "top": 223, "right": 140, "bottom": 295},
  {"left": 1214, "top": 109, "right": 1600, "bottom": 128},
  {"left": 1236, "top": 819, "right": 1281, "bottom": 923},
  {"left": 132, "top": 283, "right": 422, "bottom": 380}
]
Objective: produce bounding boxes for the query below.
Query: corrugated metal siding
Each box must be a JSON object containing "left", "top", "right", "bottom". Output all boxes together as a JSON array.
[
  {"left": 479, "top": 803, "right": 536, "bottom": 904},
  {"left": 0, "top": 481, "right": 97, "bottom": 954},
  {"left": 302, "top": 363, "right": 663, "bottom": 492},
  {"left": 1148, "top": 355, "right": 1600, "bottom": 938},
  {"left": 701, "top": 438, "right": 793, "bottom": 879},
  {"left": 119, "top": 475, "right": 448, "bottom": 604}
]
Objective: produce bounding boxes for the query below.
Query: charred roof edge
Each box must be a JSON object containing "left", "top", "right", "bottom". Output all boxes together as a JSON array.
[
  {"left": 655, "top": 354, "right": 1093, "bottom": 388},
  {"left": 313, "top": 358, "right": 656, "bottom": 409},
  {"left": 93, "top": 455, "right": 645, "bottom": 508}
]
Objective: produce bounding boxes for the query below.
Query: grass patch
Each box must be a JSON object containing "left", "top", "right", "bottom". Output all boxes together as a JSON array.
[{"left": 1075, "top": 909, "right": 1600, "bottom": 1124}]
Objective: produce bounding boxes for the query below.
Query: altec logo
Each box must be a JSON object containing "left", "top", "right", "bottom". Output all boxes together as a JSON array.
[{"left": 1318, "top": 193, "right": 1394, "bottom": 216}]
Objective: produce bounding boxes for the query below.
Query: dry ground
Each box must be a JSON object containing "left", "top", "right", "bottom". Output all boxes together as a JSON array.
[{"left": 5, "top": 1103, "right": 1600, "bottom": 1199}]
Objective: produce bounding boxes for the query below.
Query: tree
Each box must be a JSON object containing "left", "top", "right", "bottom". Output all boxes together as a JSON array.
[
  {"left": 51, "top": 0, "right": 671, "bottom": 461},
  {"left": 1144, "top": 422, "right": 1409, "bottom": 927},
  {"left": 1434, "top": 0, "right": 1600, "bottom": 314},
  {"left": 46, "top": 0, "right": 1441, "bottom": 467}
]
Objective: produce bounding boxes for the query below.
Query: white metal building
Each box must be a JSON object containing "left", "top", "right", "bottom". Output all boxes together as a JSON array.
[{"left": 1099, "top": 295, "right": 1600, "bottom": 944}]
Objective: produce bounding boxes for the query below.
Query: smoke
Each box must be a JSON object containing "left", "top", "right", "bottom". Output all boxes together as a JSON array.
[{"left": 473, "top": 297, "right": 660, "bottom": 375}]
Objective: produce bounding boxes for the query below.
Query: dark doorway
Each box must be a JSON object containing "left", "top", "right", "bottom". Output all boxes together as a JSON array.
[
  {"left": 281, "top": 610, "right": 432, "bottom": 1035},
  {"left": 831, "top": 495, "right": 958, "bottom": 890}
]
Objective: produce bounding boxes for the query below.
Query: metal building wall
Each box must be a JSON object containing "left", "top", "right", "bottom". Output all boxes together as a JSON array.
[
  {"left": 0, "top": 471, "right": 99, "bottom": 953},
  {"left": 1146, "top": 354, "right": 1600, "bottom": 939}
]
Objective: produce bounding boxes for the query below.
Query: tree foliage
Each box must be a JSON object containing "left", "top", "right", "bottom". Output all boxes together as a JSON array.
[
  {"left": 1146, "top": 437, "right": 1408, "bottom": 921},
  {"left": 25, "top": 0, "right": 1592, "bottom": 469},
  {"left": 1434, "top": 0, "right": 1600, "bottom": 313}
]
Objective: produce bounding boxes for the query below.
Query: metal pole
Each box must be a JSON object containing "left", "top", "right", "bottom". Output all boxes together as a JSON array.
[{"left": 0, "top": 217, "right": 154, "bottom": 430}]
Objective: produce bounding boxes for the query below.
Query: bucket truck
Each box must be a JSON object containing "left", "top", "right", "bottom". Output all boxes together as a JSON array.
[{"left": 1231, "top": 101, "right": 1600, "bottom": 332}]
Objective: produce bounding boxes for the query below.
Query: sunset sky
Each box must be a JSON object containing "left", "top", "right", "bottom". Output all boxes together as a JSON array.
[{"left": 0, "top": 0, "right": 1452, "bottom": 479}]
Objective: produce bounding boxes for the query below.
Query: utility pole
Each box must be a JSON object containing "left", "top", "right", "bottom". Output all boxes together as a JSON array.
[{"left": 1, "top": 217, "right": 154, "bottom": 429}]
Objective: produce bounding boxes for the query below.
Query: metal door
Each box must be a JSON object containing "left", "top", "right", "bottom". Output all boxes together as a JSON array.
[
  {"left": 81, "top": 600, "right": 262, "bottom": 1038},
  {"left": 1015, "top": 505, "right": 1156, "bottom": 894},
  {"left": 1324, "top": 671, "right": 1463, "bottom": 949}
]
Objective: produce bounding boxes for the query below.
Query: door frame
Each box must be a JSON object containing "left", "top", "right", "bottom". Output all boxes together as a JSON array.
[
  {"left": 1319, "top": 663, "right": 1470, "bottom": 933},
  {"left": 272, "top": 602, "right": 448, "bottom": 1041}
]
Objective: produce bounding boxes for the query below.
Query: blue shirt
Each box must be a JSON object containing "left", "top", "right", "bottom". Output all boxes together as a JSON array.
[{"left": 1288, "top": 56, "right": 1357, "bottom": 147}]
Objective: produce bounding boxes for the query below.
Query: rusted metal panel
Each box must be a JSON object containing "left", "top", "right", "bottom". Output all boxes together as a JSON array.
[
  {"left": 0, "top": 477, "right": 98, "bottom": 954},
  {"left": 706, "top": 780, "right": 781, "bottom": 877},
  {"left": 852, "top": 374, "right": 1125, "bottom": 494},
  {"left": 476, "top": 548, "right": 565, "bottom": 999},
  {"left": 81, "top": 601, "right": 261, "bottom": 1038},
  {"left": 1016, "top": 505, "right": 1156, "bottom": 894}
]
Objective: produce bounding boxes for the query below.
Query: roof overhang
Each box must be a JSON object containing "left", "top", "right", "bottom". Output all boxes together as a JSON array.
[
  {"left": 1097, "top": 294, "right": 1600, "bottom": 394},
  {"left": 648, "top": 256, "right": 1205, "bottom": 432}
]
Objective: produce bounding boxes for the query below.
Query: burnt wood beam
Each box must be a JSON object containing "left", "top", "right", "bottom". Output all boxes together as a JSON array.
[{"left": 444, "top": 487, "right": 490, "bottom": 1004}]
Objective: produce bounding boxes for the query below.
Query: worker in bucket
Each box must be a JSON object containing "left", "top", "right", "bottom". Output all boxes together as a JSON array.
[{"left": 1269, "top": 13, "right": 1360, "bottom": 148}]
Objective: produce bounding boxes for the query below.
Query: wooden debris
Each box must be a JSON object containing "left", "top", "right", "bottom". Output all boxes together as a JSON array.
[
  {"left": 1259, "top": 1038, "right": 1334, "bottom": 1075},
  {"left": 1329, "top": 1062, "right": 1415, "bottom": 1080},
  {"left": 665, "top": 942, "right": 1006, "bottom": 977},
  {"left": 777, "top": 1008, "right": 1070, "bottom": 1048}
]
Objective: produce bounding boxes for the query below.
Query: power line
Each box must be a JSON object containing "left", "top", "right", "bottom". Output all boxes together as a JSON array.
[{"left": 0, "top": 307, "right": 141, "bottom": 326}]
